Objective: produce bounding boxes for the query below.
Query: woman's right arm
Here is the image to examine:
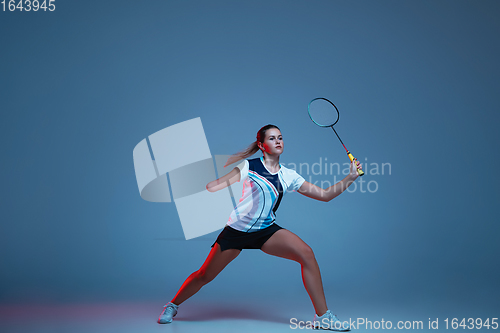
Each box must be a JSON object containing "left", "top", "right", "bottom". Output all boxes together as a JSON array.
[{"left": 206, "top": 167, "right": 241, "bottom": 192}]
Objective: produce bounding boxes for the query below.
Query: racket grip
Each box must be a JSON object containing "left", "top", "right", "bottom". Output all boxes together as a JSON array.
[{"left": 347, "top": 152, "right": 365, "bottom": 176}]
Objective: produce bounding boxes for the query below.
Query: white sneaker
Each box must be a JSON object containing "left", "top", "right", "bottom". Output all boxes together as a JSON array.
[
  {"left": 158, "top": 302, "right": 178, "bottom": 324},
  {"left": 313, "top": 310, "right": 351, "bottom": 331}
]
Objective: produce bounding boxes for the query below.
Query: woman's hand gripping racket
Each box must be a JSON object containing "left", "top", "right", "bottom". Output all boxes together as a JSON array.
[{"left": 308, "top": 97, "right": 365, "bottom": 177}]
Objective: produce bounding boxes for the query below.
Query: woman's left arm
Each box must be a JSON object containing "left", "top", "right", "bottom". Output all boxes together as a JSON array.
[{"left": 297, "top": 159, "right": 362, "bottom": 202}]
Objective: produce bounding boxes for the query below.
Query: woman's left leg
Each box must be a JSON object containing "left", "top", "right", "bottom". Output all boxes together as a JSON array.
[{"left": 261, "top": 229, "right": 328, "bottom": 316}]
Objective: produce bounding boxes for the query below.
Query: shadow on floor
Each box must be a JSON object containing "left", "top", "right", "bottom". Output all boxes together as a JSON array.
[{"left": 173, "top": 303, "right": 290, "bottom": 323}]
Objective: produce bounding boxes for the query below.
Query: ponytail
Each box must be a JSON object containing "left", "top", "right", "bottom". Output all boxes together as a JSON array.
[{"left": 224, "top": 141, "right": 259, "bottom": 167}]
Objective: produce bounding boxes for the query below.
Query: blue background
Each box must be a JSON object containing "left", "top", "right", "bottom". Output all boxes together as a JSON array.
[{"left": 1, "top": 0, "right": 499, "bottom": 329}]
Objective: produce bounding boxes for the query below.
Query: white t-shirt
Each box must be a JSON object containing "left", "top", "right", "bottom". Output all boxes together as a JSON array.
[{"left": 227, "top": 157, "right": 306, "bottom": 232}]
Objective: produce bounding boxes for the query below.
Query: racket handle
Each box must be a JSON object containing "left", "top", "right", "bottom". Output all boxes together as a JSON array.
[{"left": 347, "top": 151, "right": 365, "bottom": 176}]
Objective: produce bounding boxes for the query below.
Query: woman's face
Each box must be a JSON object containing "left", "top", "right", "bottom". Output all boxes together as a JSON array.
[{"left": 259, "top": 128, "right": 283, "bottom": 155}]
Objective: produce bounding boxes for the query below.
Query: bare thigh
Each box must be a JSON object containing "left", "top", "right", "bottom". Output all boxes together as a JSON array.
[
  {"left": 260, "top": 229, "right": 315, "bottom": 263},
  {"left": 197, "top": 243, "right": 241, "bottom": 282}
]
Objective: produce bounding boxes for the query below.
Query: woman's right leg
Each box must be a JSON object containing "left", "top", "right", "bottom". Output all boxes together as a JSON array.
[{"left": 170, "top": 243, "right": 241, "bottom": 305}]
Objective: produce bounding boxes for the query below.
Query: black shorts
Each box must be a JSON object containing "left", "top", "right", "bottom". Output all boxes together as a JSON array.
[{"left": 211, "top": 223, "right": 284, "bottom": 252}]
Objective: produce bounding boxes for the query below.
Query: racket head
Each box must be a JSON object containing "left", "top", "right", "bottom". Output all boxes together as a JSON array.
[{"left": 307, "top": 97, "right": 340, "bottom": 127}]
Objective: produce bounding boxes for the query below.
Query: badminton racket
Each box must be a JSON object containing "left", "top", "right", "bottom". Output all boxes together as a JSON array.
[{"left": 308, "top": 97, "right": 364, "bottom": 177}]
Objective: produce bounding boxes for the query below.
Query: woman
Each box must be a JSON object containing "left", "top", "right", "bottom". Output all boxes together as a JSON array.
[{"left": 158, "top": 124, "right": 362, "bottom": 331}]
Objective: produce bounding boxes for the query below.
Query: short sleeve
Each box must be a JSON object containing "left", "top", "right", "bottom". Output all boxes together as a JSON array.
[
  {"left": 236, "top": 160, "right": 249, "bottom": 182},
  {"left": 288, "top": 170, "right": 306, "bottom": 191}
]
